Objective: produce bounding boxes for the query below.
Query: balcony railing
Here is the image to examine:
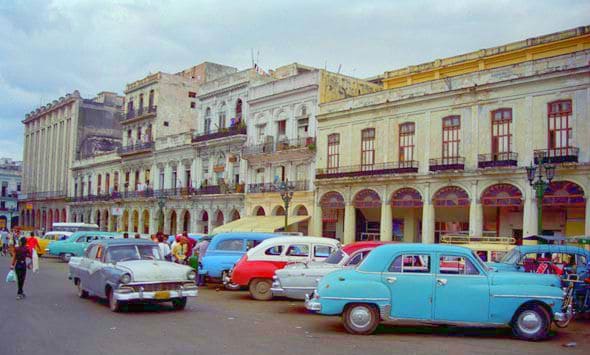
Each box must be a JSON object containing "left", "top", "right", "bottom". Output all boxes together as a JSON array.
[
  {"left": 192, "top": 126, "right": 246, "bottom": 143},
  {"left": 316, "top": 161, "right": 418, "bottom": 179},
  {"left": 244, "top": 137, "right": 316, "bottom": 155},
  {"left": 429, "top": 157, "right": 465, "bottom": 172},
  {"left": 534, "top": 147, "right": 579, "bottom": 164},
  {"left": 247, "top": 180, "right": 310, "bottom": 193},
  {"left": 117, "top": 141, "right": 155, "bottom": 155},
  {"left": 478, "top": 152, "right": 518, "bottom": 169},
  {"left": 0, "top": 207, "right": 18, "bottom": 213},
  {"left": 125, "top": 105, "right": 157, "bottom": 121},
  {"left": 18, "top": 191, "right": 66, "bottom": 201}
]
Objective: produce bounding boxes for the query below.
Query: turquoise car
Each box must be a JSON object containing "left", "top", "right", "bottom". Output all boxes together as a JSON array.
[
  {"left": 305, "top": 244, "right": 569, "bottom": 341},
  {"left": 46, "top": 231, "right": 121, "bottom": 262}
]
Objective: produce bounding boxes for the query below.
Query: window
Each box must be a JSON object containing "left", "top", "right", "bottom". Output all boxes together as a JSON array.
[
  {"left": 399, "top": 122, "right": 415, "bottom": 163},
  {"left": 137, "top": 127, "right": 142, "bottom": 141},
  {"left": 188, "top": 91, "right": 196, "bottom": 98},
  {"left": 125, "top": 172, "right": 130, "bottom": 190},
  {"left": 172, "top": 169, "right": 177, "bottom": 189},
  {"left": 163, "top": 121, "right": 169, "bottom": 127},
  {"left": 442, "top": 116, "right": 460, "bottom": 160},
  {"left": 97, "top": 174, "right": 102, "bottom": 194},
  {"left": 314, "top": 245, "right": 334, "bottom": 258},
  {"left": 219, "top": 103, "right": 227, "bottom": 129},
  {"left": 548, "top": 100, "right": 572, "bottom": 150},
  {"left": 87, "top": 178, "right": 92, "bottom": 195},
  {"left": 257, "top": 124, "right": 266, "bottom": 142},
  {"left": 235, "top": 99, "right": 243, "bottom": 122},
  {"left": 246, "top": 240, "right": 263, "bottom": 250},
  {"left": 148, "top": 90, "right": 154, "bottom": 108},
  {"left": 185, "top": 169, "right": 191, "bottom": 188},
  {"left": 204, "top": 108, "right": 212, "bottom": 134},
  {"left": 86, "top": 245, "right": 98, "bottom": 258},
  {"left": 105, "top": 173, "right": 110, "bottom": 193},
  {"left": 439, "top": 255, "right": 479, "bottom": 275},
  {"left": 389, "top": 254, "right": 431, "bottom": 273},
  {"left": 286, "top": 244, "right": 309, "bottom": 257},
  {"left": 159, "top": 169, "right": 164, "bottom": 190},
  {"left": 134, "top": 170, "right": 140, "bottom": 190},
  {"left": 95, "top": 245, "right": 104, "bottom": 260},
  {"left": 144, "top": 169, "right": 150, "bottom": 187},
  {"left": 202, "top": 159, "right": 209, "bottom": 175},
  {"left": 127, "top": 129, "right": 132, "bottom": 140},
  {"left": 190, "top": 102, "right": 196, "bottom": 109},
  {"left": 265, "top": 245, "right": 283, "bottom": 256},
  {"left": 217, "top": 239, "right": 244, "bottom": 251},
  {"left": 361, "top": 128, "right": 375, "bottom": 170},
  {"left": 327, "top": 133, "right": 340, "bottom": 173},
  {"left": 277, "top": 120, "right": 286, "bottom": 136},
  {"left": 113, "top": 171, "right": 119, "bottom": 192},
  {"left": 127, "top": 99, "right": 134, "bottom": 113},
  {"left": 491, "top": 109, "right": 512, "bottom": 158},
  {"left": 346, "top": 251, "right": 369, "bottom": 266}
]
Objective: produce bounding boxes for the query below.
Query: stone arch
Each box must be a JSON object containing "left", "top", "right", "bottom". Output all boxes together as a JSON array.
[
  {"left": 229, "top": 209, "right": 240, "bottom": 222},
  {"left": 432, "top": 186, "right": 470, "bottom": 207},
  {"left": 214, "top": 210, "right": 224, "bottom": 226},
  {"left": 141, "top": 209, "right": 150, "bottom": 234},
  {"left": 252, "top": 205, "right": 266, "bottom": 216},
  {"left": 169, "top": 209, "right": 177, "bottom": 235},
  {"left": 352, "top": 189, "right": 382, "bottom": 208},
  {"left": 181, "top": 209, "right": 190, "bottom": 233},
  {"left": 122, "top": 209, "right": 129, "bottom": 231},
  {"left": 132, "top": 209, "right": 139, "bottom": 233},
  {"left": 543, "top": 180, "right": 585, "bottom": 207},
  {"left": 272, "top": 205, "right": 286, "bottom": 216},
  {"left": 390, "top": 187, "right": 423, "bottom": 208},
  {"left": 292, "top": 204, "right": 309, "bottom": 216},
  {"left": 319, "top": 191, "right": 345, "bottom": 208},
  {"left": 61, "top": 208, "right": 67, "bottom": 222},
  {"left": 481, "top": 183, "right": 523, "bottom": 207},
  {"left": 48, "top": 210, "right": 53, "bottom": 230}
]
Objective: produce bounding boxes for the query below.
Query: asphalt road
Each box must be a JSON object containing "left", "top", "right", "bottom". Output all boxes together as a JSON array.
[{"left": 1, "top": 255, "right": 589, "bottom": 355}]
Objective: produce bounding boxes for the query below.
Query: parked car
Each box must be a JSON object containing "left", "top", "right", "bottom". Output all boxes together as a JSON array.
[
  {"left": 36, "top": 231, "right": 72, "bottom": 256},
  {"left": 68, "top": 239, "right": 197, "bottom": 312},
  {"left": 305, "top": 243, "right": 569, "bottom": 341},
  {"left": 489, "top": 244, "right": 590, "bottom": 278},
  {"left": 200, "top": 232, "right": 278, "bottom": 289},
  {"left": 272, "top": 241, "right": 385, "bottom": 300},
  {"left": 46, "top": 231, "right": 121, "bottom": 262},
  {"left": 230, "top": 236, "right": 340, "bottom": 300},
  {"left": 440, "top": 234, "right": 516, "bottom": 262}
]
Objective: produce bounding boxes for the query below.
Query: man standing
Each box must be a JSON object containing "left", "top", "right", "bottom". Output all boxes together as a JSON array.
[
  {"left": 194, "top": 237, "right": 211, "bottom": 286},
  {"left": 11, "top": 237, "right": 31, "bottom": 300}
]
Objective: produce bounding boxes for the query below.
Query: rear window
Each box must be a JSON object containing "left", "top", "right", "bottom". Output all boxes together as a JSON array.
[
  {"left": 246, "top": 239, "right": 263, "bottom": 250},
  {"left": 216, "top": 239, "right": 244, "bottom": 251},
  {"left": 265, "top": 245, "right": 283, "bottom": 256},
  {"left": 389, "top": 254, "right": 431, "bottom": 273},
  {"left": 314, "top": 245, "right": 333, "bottom": 258},
  {"left": 286, "top": 244, "right": 309, "bottom": 257}
]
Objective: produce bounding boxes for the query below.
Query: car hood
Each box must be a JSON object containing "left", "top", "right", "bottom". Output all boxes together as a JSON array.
[
  {"left": 490, "top": 271, "right": 561, "bottom": 287},
  {"left": 114, "top": 260, "right": 192, "bottom": 283}
]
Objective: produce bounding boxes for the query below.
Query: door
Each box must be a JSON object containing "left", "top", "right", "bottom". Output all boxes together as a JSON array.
[
  {"left": 381, "top": 253, "right": 434, "bottom": 320},
  {"left": 78, "top": 245, "right": 97, "bottom": 291},
  {"left": 433, "top": 253, "right": 490, "bottom": 323},
  {"left": 86, "top": 245, "right": 107, "bottom": 296}
]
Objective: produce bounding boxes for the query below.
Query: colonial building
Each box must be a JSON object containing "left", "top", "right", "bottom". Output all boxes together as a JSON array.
[
  {"left": 19, "top": 91, "right": 123, "bottom": 231},
  {"left": 0, "top": 158, "right": 21, "bottom": 230},
  {"left": 312, "top": 26, "right": 590, "bottom": 245}
]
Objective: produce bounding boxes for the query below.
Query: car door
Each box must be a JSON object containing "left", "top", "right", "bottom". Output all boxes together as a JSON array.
[
  {"left": 381, "top": 253, "right": 435, "bottom": 320},
  {"left": 78, "top": 245, "right": 97, "bottom": 291},
  {"left": 433, "top": 253, "right": 490, "bottom": 323},
  {"left": 86, "top": 245, "right": 106, "bottom": 296},
  {"left": 284, "top": 243, "right": 311, "bottom": 264}
]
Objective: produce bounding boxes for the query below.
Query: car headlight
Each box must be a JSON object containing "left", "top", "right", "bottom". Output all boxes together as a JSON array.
[
  {"left": 120, "top": 273, "right": 132, "bottom": 284},
  {"left": 187, "top": 270, "right": 197, "bottom": 281}
]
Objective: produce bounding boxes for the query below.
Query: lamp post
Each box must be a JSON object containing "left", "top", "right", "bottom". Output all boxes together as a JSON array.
[
  {"left": 158, "top": 195, "right": 166, "bottom": 233},
  {"left": 277, "top": 180, "right": 295, "bottom": 231},
  {"left": 526, "top": 159, "right": 556, "bottom": 237}
]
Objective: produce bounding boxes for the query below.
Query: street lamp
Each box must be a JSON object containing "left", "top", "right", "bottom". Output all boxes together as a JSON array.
[
  {"left": 277, "top": 180, "right": 295, "bottom": 231},
  {"left": 526, "top": 158, "right": 556, "bottom": 237},
  {"left": 158, "top": 195, "right": 166, "bottom": 233}
]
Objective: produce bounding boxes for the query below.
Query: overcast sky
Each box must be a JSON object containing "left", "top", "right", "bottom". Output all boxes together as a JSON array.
[{"left": 1, "top": 0, "right": 588, "bottom": 160}]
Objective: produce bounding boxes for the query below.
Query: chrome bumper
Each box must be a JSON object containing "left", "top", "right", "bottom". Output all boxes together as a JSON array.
[
  {"left": 304, "top": 292, "right": 321, "bottom": 312},
  {"left": 271, "top": 279, "right": 286, "bottom": 296},
  {"left": 222, "top": 273, "right": 232, "bottom": 286},
  {"left": 554, "top": 303, "right": 573, "bottom": 324},
  {"left": 114, "top": 287, "right": 198, "bottom": 301}
]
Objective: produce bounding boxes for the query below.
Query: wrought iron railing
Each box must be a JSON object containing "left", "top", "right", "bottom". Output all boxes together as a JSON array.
[
  {"left": 117, "top": 141, "right": 155, "bottom": 155},
  {"left": 247, "top": 180, "right": 310, "bottom": 193},
  {"left": 192, "top": 126, "right": 246, "bottom": 143},
  {"left": 429, "top": 157, "right": 465, "bottom": 172},
  {"left": 125, "top": 106, "right": 157, "bottom": 121},
  {"left": 316, "top": 161, "right": 418, "bottom": 179},
  {"left": 478, "top": 152, "right": 518, "bottom": 168},
  {"left": 18, "top": 191, "right": 66, "bottom": 200},
  {"left": 534, "top": 147, "right": 579, "bottom": 164},
  {"left": 243, "top": 137, "right": 316, "bottom": 155}
]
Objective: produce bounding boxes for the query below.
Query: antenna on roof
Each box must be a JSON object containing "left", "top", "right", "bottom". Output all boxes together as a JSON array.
[{"left": 251, "top": 48, "right": 255, "bottom": 68}]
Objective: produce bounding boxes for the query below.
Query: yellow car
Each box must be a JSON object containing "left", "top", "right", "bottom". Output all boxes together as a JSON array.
[
  {"left": 440, "top": 234, "right": 516, "bottom": 262},
  {"left": 36, "top": 232, "right": 72, "bottom": 256}
]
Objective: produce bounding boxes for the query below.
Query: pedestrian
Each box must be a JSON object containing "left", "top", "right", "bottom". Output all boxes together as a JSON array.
[
  {"left": 1, "top": 229, "right": 8, "bottom": 256},
  {"left": 194, "top": 236, "right": 210, "bottom": 286},
  {"left": 134, "top": 233, "right": 141, "bottom": 239},
  {"left": 157, "top": 233, "right": 171, "bottom": 261},
  {"left": 123, "top": 232, "right": 129, "bottom": 239},
  {"left": 171, "top": 235, "right": 187, "bottom": 264},
  {"left": 7, "top": 232, "right": 16, "bottom": 257},
  {"left": 25, "top": 232, "right": 40, "bottom": 273},
  {"left": 11, "top": 237, "right": 31, "bottom": 300}
]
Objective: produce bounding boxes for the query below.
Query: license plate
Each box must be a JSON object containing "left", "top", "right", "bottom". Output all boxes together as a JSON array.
[{"left": 154, "top": 291, "right": 170, "bottom": 300}]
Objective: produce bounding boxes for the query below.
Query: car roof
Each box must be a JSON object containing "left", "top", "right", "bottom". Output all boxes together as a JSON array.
[
  {"left": 515, "top": 244, "right": 590, "bottom": 255},
  {"left": 70, "top": 231, "right": 121, "bottom": 237},
  {"left": 342, "top": 241, "right": 386, "bottom": 254},
  {"left": 92, "top": 239, "right": 157, "bottom": 247},
  {"left": 211, "top": 232, "right": 278, "bottom": 241},
  {"left": 258, "top": 236, "right": 340, "bottom": 245}
]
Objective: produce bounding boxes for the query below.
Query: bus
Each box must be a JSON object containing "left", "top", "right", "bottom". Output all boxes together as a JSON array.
[{"left": 51, "top": 223, "right": 99, "bottom": 233}]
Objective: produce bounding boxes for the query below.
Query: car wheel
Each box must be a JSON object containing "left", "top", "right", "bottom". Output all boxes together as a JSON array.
[
  {"left": 61, "top": 253, "right": 72, "bottom": 262},
  {"left": 76, "top": 280, "right": 88, "bottom": 299},
  {"left": 342, "top": 303, "right": 380, "bottom": 335},
  {"left": 249, "top": 278, "right": 273, "bottom": 301},
  {"left": 171, "top": 297, "right": 188, "bottom": 310},
  {"left": 512, "top": 304, "right": 550, "bottom": 341},
  {"left": 108, "top": 288, "right": 122, "bottom": 312},
  {"left": 223, "top": 271, "right": 241, "bottom": 291}
]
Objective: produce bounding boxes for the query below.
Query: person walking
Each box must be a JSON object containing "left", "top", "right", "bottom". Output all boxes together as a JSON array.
[
  {"left": 156, "top": 233, "right": 171, "bottom": 261},
  {"left": 171, "top": 235, "right": 187, "bottom": 264},
  {"left": 194, "top": 236, "right": 211, "bottom": 286},
  {"left": 1, "top": 229, "right": 8, "bottom": 256},
  {"left": 11, "top": 237, "right": 31, "bottom": 300}
]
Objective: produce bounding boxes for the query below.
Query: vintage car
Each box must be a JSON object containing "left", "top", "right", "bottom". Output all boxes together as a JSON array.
[
  {"left": 272, "top": 241, "right": 384, "bottom": 300},
  {"left": 305, "top": 244, "right": 570, "bottom": 341},
  {"left": 490, "top": 244, "right": 590, "bottom": 278},
  {"left": 200, "top": 232, "right": 278, "bottom": 289},
  {"left": 68, "top": 239, "right": 197, "bottom": 312},
  {"left": 440, "top": 234, "right": 516, "bottom": 262},
  {"left": 46, "top": 231, "right": 121, "bottom": 262},
  {"left": 36, "top": 231, "right": 72, "bottom": 256},
  {"left": 230, "top": 236, "right": 340, "bottom": 300}
]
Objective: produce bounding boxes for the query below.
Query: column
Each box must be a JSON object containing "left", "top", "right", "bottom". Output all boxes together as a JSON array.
[
  {"left": 207, "top": 212, "right": 214, "bottom": 234},
  {"left": 164, "top": 164, "right": 172, "bottom": 189},
  {"left": 522, "top": 186, "right": 538, "bottom": 241},
  {"left": 343, "top": 203, "right": 356, "bottom": 244},
  {"left": 311, "top": 204, "right": 323, "bottom": 237},
  {"left": 163, "top": 209, "right": 170, "bottom": 234},
  {"left": 469, "top": 199, "right": 483, "bottom": 237},
  {"left": 585, "top": 197, "right": 590, "bottom": 236},
  {"left": 421, "top": 202, "right": 435, "bottom": 244},
  {"left": 190, "top": 159, "right": 197, "bottom": 188},
  {"left": 380, "top": 202, "right": 392, "bottom": 241}
]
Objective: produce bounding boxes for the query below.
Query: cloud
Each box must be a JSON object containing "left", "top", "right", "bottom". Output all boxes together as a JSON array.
[{"left": 0, "top": 0, "right": 589, "bottom": 160}]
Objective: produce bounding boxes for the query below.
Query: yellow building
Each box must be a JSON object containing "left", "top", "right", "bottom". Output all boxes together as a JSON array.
[{"left": 312, "top": 26, "right": 590, "bottom": 245}]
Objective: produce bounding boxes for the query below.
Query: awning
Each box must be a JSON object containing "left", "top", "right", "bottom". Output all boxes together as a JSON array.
[{"left": 212, "top": 215, "right": 310, "bottom": 233}]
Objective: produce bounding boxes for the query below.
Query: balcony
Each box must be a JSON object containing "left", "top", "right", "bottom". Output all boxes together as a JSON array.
[
  {"left": 117, "top": 141, "right": 155, "bottom": 156},
  {"left": 247, "top": 180, "right": 310, "bottom": 193},
  {"left": 316, "top": 161, "right": 418, "bottom": 179},
  {"left": 478, "top": 152, "right": 518, "bottom": 169},
  {"left": 429, "top": 157, "right": 465, "bottom": 172},
  {"left": 123, "top": 106, "right": 157, "bottom": 124},
  {"left": 192, "top": 126, "right": 247, "bottom": 143},
  {"left": 0, "top": 207, "right": 17, "bottom": 213},
  {"left": 18, "top": 191, "right": 66, "bottom": 201},
  {"left": 243, "top": 137, "right": 316, "bottom": 163},
  {"left": 534, "top": 147, "right": 579, "bottom": 164}
]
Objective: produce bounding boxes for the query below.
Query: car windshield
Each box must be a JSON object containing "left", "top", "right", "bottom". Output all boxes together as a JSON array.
[
  {"left": 324, "top": 249, "right": 346, "bottom": 264},
  {"left": 105, "top": 245, "right": 161, "bottom": 263},
  {"left": 471, "top": 251, "right": 489, "bottom": 272},
  {"left": 499, "top": 249, "right": 521, "bottom": 264}
]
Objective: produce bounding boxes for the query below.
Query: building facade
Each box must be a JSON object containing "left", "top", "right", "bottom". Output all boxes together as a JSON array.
[
  {"left": 312, "top": 26, "right": 590, "bottom": 245},
  {"left": 0, "top": 158, "right": 22, "bottom": 230}
]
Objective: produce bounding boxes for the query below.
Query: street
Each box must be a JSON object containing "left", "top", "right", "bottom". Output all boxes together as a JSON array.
[{"left": 1, "top": 256, "right": 589, "bottom": 355}]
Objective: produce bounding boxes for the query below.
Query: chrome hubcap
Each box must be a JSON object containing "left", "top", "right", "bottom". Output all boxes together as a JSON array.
[
  {"left": 256, "top": 282, "right": 270, "bottom": 294},
  {"left": 350, "top": 306, "right": 372, "bottom": 328},
  {"left": 518, "top": 310, "right": 542, "bottom": 335}
]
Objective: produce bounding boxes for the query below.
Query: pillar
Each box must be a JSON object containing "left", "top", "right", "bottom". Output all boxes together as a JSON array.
[
  {"left": 311, "top": 204, "right": 323, "bottom": 237},
  {"left": 380, "top": 202, "right": 392, "bottom": 241},
  {"left": 523, "top": 188, "right": 538, "bottom": 239},
  {"left": 404, "top": 210, "right": 417, "bottom": 243},
  {"left": 421, "top": 202, "right": 435, "bottom": 244},
  {"left": 343, "top": 203, "right": 356, "bottom": 244},
  {"left": 469, "top": 199, "right": 483, "bottom": 237}
]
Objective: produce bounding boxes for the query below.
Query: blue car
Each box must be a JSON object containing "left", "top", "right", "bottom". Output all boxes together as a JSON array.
[
  {"left": 200, "top": 232, "right": 278, "bottom": 289},
  {"left": 489, "top": 244, "right": 590, "bottom": 278},
  {"left": 305, "top": 244, "right": 569, "bottom": 341}
]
